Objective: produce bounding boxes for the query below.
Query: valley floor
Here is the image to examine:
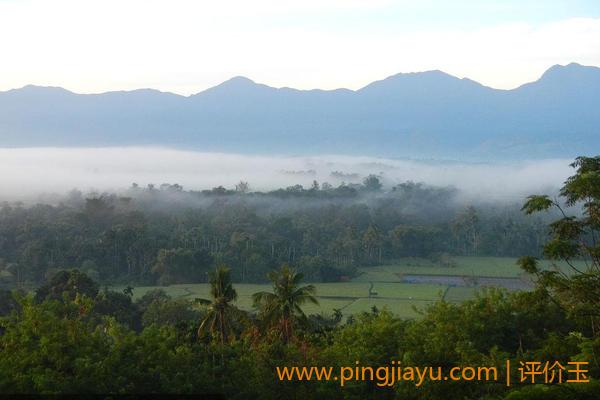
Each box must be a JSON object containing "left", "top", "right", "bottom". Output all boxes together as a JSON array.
[{"left": 118, "top": 256, "right": 580, "bottom": 318}]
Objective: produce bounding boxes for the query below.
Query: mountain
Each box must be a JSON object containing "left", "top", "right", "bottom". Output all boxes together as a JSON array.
[{"left": 1, "top": 63, "right": 599, "bottom": 160}]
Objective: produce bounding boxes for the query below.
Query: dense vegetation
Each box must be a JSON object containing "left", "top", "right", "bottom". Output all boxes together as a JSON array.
[
  {"left": 0, "top": 268, "right": 598, "bottom": 398},
  {"left": 0, "top": 176, "right": 552, "bottom": 288},
  {"left": 0, "top": 157, "right": 598, "bottom": 399}
]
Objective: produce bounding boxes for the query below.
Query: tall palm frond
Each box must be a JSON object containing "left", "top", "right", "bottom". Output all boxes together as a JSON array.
[
  {"left": 252, "top": 264, "right": 318, "bottom": 342},
  {"left": 197, "top": 265, "right": 241, "bottom": 344}
]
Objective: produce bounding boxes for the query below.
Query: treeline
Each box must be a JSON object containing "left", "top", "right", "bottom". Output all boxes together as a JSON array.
[{"left": 0, "top": 178, "right": 552, "bottom": 286}]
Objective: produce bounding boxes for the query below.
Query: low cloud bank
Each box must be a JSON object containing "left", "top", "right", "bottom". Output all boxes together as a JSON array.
[{"left": 0, "top": 147, "right": 571, "bottom": 203}]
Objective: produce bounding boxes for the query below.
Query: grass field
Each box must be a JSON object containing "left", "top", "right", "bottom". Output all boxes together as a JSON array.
[
  {"left": 443, "top": 287, "right": 479, "bottom": 302},
  {"left": 356, "top": 257, "right": 587, "bottom": 280},
  {"left": 122, "top": 256, "right": 575, "bottom": 318},
  {"left": 127, "top": 281, "right": 446, "bottom": 316},
  {"left": 356, "top": 256, "right": 525, "bottom": 279}
]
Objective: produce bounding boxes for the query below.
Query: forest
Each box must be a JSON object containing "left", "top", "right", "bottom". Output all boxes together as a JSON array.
[
  {"left": 0, "top": 175, "right": 552, "bottom": 288},
  {"left": 0, "top": 156, "right": 598, "bottom": 399}
]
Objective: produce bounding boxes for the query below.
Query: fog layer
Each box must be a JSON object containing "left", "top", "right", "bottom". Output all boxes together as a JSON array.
[{"left": 0, "top": 147, "right": 571, "bottom": 202}]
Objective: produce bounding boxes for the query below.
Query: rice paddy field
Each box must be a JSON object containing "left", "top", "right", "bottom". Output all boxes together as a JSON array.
[{"left": 121, "top": 256, "right": 577, "bottom": 319}]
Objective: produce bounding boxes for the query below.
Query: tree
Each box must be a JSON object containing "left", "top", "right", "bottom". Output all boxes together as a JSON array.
[
  {"left": 252, "top": 264, "right": 318, "bottom": 342},
  {"left": 0, "top": 289, "right": 19, "bottom": 316},
  {"left": 197, "top": 266, "right": 242, "bottom": 344},
  {"left": 34, "top": 270, "right": 99, "bottom": 303},
  {"left": 141, "top": 298, "right": 200, "bottom": 329},
  {"left": 519, "top": 156, "right": 600, "bottom": 335},
  {"left": 451, "top": 206, "right": 480, "bottom": 255},
  {"left": 362, "top": 224, "right": 382, "bottom": 263},
  {"left": 235, "top": 181, "right": 250, "bottom": 193},
  {"left": 152, "top": 248, "right": 213, "bottom": 285},
  {"left": 362, "top": 174, "right": 382, "bottom": 192},
  {"left": 93, "top": 288, "right": 140, "bottom": 329},
  {"left": 0, "top": 296, "right": 111, "bottom": 393},
  {"left": 390, "top": 225, "right": 442, "bottom": 257}
]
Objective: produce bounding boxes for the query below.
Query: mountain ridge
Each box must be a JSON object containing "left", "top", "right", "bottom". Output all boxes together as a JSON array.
[
  {"left": 10, "top": 63, "right": 597, "bottom": 97},
  {"left": 1, "top": 63, "right": 599, "bottom": 160}
]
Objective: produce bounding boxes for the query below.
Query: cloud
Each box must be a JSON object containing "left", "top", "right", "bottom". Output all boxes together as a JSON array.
[{"left": 0, "top": 147, "right": 571, "bottom": 203}]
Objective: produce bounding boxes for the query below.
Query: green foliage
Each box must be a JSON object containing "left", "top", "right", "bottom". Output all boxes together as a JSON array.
[
  {"left": 93, "top": 288, "right": 140, "bottom": 329},
  {"left": 0, "top": 274, "right": 597, "bottom": 398},
  {"left": 253, "top": 264, "right": 319, "bottom": 342},
  {"left": 518, "top": 256, "right": 540, "bottom": 274},
  {"left": 0, "top": 181, "right": 553, "bottom": 288},
  {"left": 0, "top": 296, "right": 110, "bottom": 393},
  {"left": 522, "top": 195, "right": 554, "bottom": 214},
  {"left": 503, "top": 381, "right": 600, "bottom": 400},
  {"left": 561, "top": 156, "right": 600, "bottom": 206},
  {"left": 135, "top": 288, "right": 171, "bottom": 311},
  {"left": 0, "top": 289, "right": 20, "bottom": 316},
  {"left": 141, "top": 298, "right": 200, "bottom": 328},
  {"left": 520, "top": 156, "right": 600, "bottom": 334},
  {"left": 197, "top": 265, "right": 244, "bottom": 344},
  {"left": 34, "top": 269, "right": 99, "bottom": 303},
  {"left": 153, "top": 248, "right": 213, "bottom": 285}
]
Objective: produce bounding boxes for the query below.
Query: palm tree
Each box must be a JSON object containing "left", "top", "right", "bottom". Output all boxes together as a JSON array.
[
  {"left": 252, "top": 264, "right": 318, "bottom": 342},
  {"left": 197, "top": 265, "right": 240, "bottom": 344}
]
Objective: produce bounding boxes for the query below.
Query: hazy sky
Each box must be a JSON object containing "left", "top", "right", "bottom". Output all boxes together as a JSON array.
[{"left": 1, "top": 0, "right": 599, "bottom": 95}]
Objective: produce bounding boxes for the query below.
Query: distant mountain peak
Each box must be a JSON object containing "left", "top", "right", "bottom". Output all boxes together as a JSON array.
[
  {"left": 367, "top": 69, "right": 456, "bottom": 85},
  {"left": 16, "top": 84, "right": 73, "bottom": 93},
  {"left": 223, "top": 76, "right": 256, "bottom": 85},
  {"left": 211, "top": 76, "right": 257, "bottom": 89},
  {"left": 358, "top": 69, "right": 486, "bottom": 94},
  {"left": 539, "top": 62, "right": 599, "bottom": 80},
  {"left": 194, "top": 75, "right": 265, "bottom": 97}
]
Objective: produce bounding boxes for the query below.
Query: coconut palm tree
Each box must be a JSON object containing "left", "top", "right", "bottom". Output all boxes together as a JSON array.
[
  {"left": 252, "top": 264, "right": 318, "bottom": 342},
  {"left": 197, "top": 265, "right": 240, "bottom": 344}
]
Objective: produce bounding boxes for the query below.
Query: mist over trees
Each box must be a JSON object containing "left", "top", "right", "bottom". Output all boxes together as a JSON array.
[{"left": 0, "top": 177, "right": 552, "bottom": 287}]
